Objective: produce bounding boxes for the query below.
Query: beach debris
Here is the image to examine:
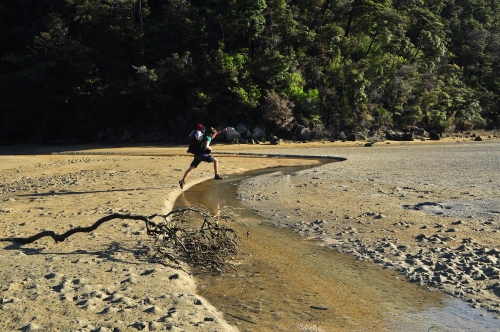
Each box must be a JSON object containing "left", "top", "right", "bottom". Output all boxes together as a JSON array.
[
  {"left": 0, "top": 206, "right": 244, "bottom": 274},
  {"left": 310, "top": 305, "right": 328, "bottom": 310}
]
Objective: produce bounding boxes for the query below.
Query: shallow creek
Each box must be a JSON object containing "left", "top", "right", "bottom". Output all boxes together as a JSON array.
[{"left": 174, "top": 165, "right": 499, "bottom": 331}]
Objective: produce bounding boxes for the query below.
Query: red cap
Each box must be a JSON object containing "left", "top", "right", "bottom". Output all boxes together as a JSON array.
[{"left": 196, "top": 124, "right": 204, "bottom": 130}]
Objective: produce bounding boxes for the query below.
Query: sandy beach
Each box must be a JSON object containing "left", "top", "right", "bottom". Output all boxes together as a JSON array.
[
  {"left": 0, "top": 134, "right": 499, "bottom": 331},
  {"left": 0, "top": 145, "right": 316, "bottom": 332}
]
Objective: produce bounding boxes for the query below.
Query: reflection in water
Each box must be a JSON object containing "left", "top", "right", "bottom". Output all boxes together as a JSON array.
[{"left": 174, "top": 166, "right": 499, "bottom": 331}]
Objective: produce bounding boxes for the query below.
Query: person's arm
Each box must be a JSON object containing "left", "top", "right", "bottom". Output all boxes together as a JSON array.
[{"left": 204, "top": 136, "right": 212, "bottom": 152}]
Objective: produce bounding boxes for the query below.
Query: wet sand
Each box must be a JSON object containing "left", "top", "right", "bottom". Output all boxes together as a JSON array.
[
  {"left": 232, "top": 138, "right": 500, "bottom": 321},
  {"left": 177, "top": 162, "right": 500, "bottom": 332},
  {"left": 0, "top": 136, "right": 499, "bottom": 331}
]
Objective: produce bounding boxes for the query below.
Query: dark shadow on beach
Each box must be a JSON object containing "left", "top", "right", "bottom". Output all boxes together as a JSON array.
[
  {"left": 0, "top": 142, "right": 181, "bottom": 156},
  {"left": 17, "top": 187, "right": 159, "bottom": 197},
  {"left": 2, "top": 241, "right": 149, "bottom": 266}
]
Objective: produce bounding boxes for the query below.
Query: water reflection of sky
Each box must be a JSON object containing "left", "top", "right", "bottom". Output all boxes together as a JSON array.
[
  {"left": 174, "top": 165, "right": 500, "bottom": 331},
  {"left": 386, "top": 297, "right": 499, "bottom": 331}
]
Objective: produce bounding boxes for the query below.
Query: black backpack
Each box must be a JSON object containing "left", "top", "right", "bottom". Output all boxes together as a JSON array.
[{"left": 187, "top": 128, "right": 206, "bottom": 154}]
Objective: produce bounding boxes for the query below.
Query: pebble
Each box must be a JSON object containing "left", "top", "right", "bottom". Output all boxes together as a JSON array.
[{"left": 310, "top": 305, "right": 328, "bottom": 310}]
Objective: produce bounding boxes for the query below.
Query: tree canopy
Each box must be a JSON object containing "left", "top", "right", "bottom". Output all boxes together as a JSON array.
[{"left": 1, "top": 0, "right": 499, "bottom": 143}]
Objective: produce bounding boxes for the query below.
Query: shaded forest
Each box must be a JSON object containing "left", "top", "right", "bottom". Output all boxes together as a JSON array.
[{"left": 1, "top": 0, "right": 499, "bottom": 144}]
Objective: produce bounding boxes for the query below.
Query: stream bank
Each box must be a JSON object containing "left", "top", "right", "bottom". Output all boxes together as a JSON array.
[{"left": 175, "top": 164, "right": 499, "bottom": 331}]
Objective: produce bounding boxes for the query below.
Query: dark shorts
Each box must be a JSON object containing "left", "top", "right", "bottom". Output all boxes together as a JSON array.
[{"left": 190, "top": 153, "right": 214, "bottom": 168}]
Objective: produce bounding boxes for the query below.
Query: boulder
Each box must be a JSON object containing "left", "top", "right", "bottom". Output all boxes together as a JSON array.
[
  {"left": 235, "top": 123, "right": 247, "bottom": 134},
  {"left": 270, "top": 137, "right": 281, "bottom": 145},
  {"left": 415, "top": 128, "right": 426, "bottom": 136},
  {"left": 251, "top": 127, "right": 267, "bottom": 140},
  {"left": 401, "top": 132, "right": 414, "bottom": 141},
  {"left": 429, "top": 130, "right": 440, "bottom": 140},
  {"left": 225, "top": 127, "right": 241, "bottom": 142}
]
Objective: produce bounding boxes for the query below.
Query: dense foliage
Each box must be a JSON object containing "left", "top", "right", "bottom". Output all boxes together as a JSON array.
[{"left": 1, "top": 0, "right": 499, "bottom": 143}]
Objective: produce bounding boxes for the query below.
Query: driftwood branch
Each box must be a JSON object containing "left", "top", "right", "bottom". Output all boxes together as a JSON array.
[
  {"left": 0, "top": 207, "right": 244, "bottom": 273},
  {"left": 0, "top": 213, "right": 151, "bottom": 244}
]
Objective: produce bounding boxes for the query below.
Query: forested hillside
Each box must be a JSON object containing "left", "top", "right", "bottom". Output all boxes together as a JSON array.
[{"left": 1, "top": 0, "right": 499, "bottom": 144}]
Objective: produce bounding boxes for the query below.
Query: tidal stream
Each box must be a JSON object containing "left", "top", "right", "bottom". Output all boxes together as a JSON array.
[{"left": 173, "top": 164, "right": 499, "bottom": 331}]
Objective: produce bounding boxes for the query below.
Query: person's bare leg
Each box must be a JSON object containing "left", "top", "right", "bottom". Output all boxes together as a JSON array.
[
  {"left": 213, "top": 159, "right": 224, "bottom": 180},
  {"left": 180, "top": 166, "right": 195, "bottom": 189},
  {"left": 182, "top": 167, "right": 195, "bottom": 181},
  {"left": 213, "top": 158, "right": 219, "bottom": 175}
]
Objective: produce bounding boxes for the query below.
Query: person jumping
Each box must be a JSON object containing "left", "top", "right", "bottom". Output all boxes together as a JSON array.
[{"left": 179, "top": 127, "right": 227, "bottom": 189}]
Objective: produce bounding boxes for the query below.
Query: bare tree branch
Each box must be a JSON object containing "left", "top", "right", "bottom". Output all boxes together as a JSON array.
[
  {"left": 0, "top": 213, "right": 151, "bottom": 244},
  {"left": 0, "top": 207, "right": 244, "bottom": 274}
]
